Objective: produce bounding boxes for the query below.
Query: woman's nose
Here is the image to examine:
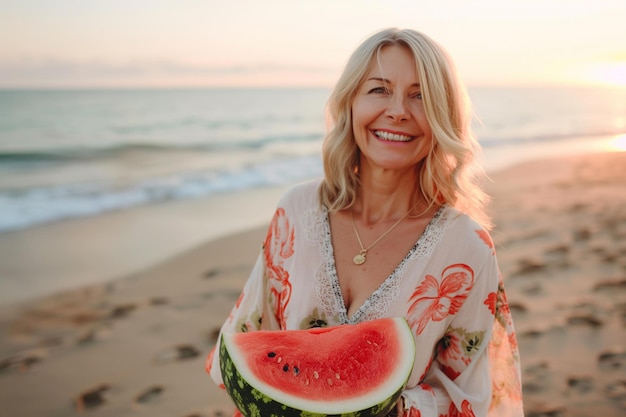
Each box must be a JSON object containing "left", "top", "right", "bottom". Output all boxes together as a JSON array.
[{"left": 385, "top": 95, "right": 410, "bottom": 122}]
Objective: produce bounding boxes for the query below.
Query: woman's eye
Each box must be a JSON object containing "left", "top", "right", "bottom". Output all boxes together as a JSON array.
[
  {"left": 411, "top": 92, "right": 422, "bottom": 100},
  {"left": 368, "top": 87, "right": 389, "bottom": 95}
]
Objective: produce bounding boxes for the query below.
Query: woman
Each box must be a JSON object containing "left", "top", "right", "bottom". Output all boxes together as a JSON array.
[{"left": 207, "top": 28, "right": 523, "bottom": 417}]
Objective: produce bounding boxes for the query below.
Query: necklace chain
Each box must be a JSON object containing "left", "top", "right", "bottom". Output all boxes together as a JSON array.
[{"left": 350, "top": 202, "right": 420, "bottom": 265}]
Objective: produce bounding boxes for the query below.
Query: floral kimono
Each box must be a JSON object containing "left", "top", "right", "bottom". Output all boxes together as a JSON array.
[{"left": 207, "top": 180, "right": 524, "bottom": 417}]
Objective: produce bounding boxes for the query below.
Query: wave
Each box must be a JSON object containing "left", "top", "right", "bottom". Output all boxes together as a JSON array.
[
  {"left": 0, "top": 132, "right": 324, "bottom": 163},
  {"left": 0, "top": 155, "right": 324, "bottom": 233},
  {"left": 478, "top": 129, "right": 626, "bottom": 148}
]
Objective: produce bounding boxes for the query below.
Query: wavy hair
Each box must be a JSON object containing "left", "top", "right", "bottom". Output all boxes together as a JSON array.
[{"left": 318, "top": 28, "right": 491, "bottom": 229}]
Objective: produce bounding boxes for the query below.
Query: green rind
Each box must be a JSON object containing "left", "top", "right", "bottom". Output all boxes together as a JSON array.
[{"left": 219, "top": 334, "right": 405, "bottom": 417}]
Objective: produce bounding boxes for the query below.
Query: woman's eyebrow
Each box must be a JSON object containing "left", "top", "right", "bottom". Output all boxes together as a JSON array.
[{"left": 366, "top": 77, "right": 420, "bottom": 88}]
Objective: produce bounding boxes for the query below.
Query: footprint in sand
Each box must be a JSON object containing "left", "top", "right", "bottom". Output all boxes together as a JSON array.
[
  {"left": 154, "top": 344, "right": 201, "bottom": 364},
  {"left": 598, "top": 348, "right": 626, "bottom": 371},
  {"left": 203, "top": 268, "right": 222, "bottom": 279},
  {"left": 207, "top": 327, "right": 221, "bottom": 344},
  {"left": 523, "top": 361, "right": 552, "bottom": 394},
  {"left": 0, "top": 348, "right": 46, "bottom": 372},
  {"left": 525, "top": 403, "right": 566, "bottom": 417},
  {"left": 566, "top": 305, "right": 606, "bottom": 327},
  {"left": 520, "top": 282, "right": 542, "bottom": 296},
  {"left": 150, "top": 296, "right": 170, "bottom": 306},
  {"left": 594, "top": 278, "right": 626, "bottom": 292},
  {"left": 566, "top": 375, "right": 594, "bottom": 394},
  {"left": 75, "top": 383, "right": 111, "bottom": 412},
  {"left": 513, "top": 258, "right": 547, "bottom": 277},
  {"left": 605, "top": 379, "right": 626, "bottom": 403},
  {"left": 135, "top": 385, "right": 164, "bottom": 404},
  {"left": 109, "top": 303, "right": 138, "bottom": 319},
  {"left": 76, "top": 326, "right": 112, "bottom": 345}
]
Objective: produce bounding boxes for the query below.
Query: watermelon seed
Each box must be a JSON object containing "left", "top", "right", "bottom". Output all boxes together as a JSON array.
[
  {"left": 267, "top": 352, "right": 276, "bottom": 358},
  {"left": 335, "top": 373, "right": 340, "bottom": 380},
  {"left": 293, "top": 366, "right": 300, "bottom": 375},
  {"left": 326, "top": 378, "right": 333, "bottom": 386},
  {"left": 313, "top": 371, "right": 319, "bottom": 379},
  {"left": 283, "top": 364, "right": 289, "bottom": 372},
  {"left": 277, "top": 357, "right": 282, "bottom": 363},
  {"left": 304, "top": 378, "right": 310, "bottom": 386}
]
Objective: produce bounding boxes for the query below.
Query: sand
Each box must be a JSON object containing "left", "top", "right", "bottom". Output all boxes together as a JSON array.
[{"left": 0, "top": 151, "right": 625, "bottom": 417}]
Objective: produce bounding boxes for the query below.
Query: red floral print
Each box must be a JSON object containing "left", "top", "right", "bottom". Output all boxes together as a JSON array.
[
  {"left": 484, "top": 291, "right": 497, "bottom": 315},
  {"left": 493, "top": 276, "right": 512, "bottom": 328},
  {"left": 227, "top": 290, "right": 246, "bottom": 324},
  {"left": 437, "top": 331, "right": 463, "bottom": 364},
  {"left": 263, "top": 208, "right": 295, "bottom": 328},
  {"left": 235, "top": 291, "right": 244, "bottom": 309},
  {"left": 440, "top": 363, "right": 461, "bottom": 380},
  {"left": 508, "top": 331, "right": 518, "bottom": 352},
  {"left": 488, "top": 281, "right": 523, "bottom": 411},
  {"left": 406, "top": 406, "right": 422, "bottom": 417},
  {"left": 205, "top": 347, "right": 216, "bottom": 375},
  {"left": 447, "top": 400, "right": 476, "bottom": 417},
  {"left": 408, "top": 264, "right": 475, "bottom": 335},
  {"left": 436, "top": 327, "right": 485, "bottom": 381},
  {"left": 475, "top": 229, "right": 495, "bottom": 255}
]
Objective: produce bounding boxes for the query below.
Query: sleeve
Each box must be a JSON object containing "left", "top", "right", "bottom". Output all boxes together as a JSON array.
[
  {"left": 204, "top": 249, "right": 280, "bottom": 387},
  {"left": 205, "top": 201, "right": 297, "bottom": 387},
  {"left": 401, "top": 238, "right": 523, "bottom": 417}
]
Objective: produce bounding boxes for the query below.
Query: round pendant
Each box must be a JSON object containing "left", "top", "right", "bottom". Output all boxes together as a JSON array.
[{"left": 353, "top": 253, "right": 366, "bottom": 265}]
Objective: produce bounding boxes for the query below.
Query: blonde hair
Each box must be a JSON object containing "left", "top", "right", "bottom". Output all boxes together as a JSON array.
[{"left": 319, "top": 28, "right": 492, "bottom": 229}]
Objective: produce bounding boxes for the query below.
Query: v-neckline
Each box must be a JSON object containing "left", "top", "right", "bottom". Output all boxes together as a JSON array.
[{"left": 322, "top": 206, "right": 444, "bottom": 324}]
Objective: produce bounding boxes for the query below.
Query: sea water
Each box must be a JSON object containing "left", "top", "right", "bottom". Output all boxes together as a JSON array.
[{"left": 0, "top": 86, "right": 625, "bottom": 234}]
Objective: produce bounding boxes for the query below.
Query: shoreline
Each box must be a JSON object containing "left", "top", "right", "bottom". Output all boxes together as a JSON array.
[
  {"left": 0, "top": 184, "right": 291, "bottom": 307},
  {"left": 0, "top": 150, "right": 625, "bottom": 416}
]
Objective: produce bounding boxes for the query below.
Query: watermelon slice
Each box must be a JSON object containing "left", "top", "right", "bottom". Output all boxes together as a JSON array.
[{"left": 218, "top": 317, "right": 415, "bottom": 417}]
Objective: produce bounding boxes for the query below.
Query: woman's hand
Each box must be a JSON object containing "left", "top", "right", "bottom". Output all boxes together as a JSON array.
[{"left": 387, "top": 396, "right": 404, "bottom": 417}]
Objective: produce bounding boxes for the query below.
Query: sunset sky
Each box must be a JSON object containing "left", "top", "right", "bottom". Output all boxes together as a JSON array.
[{"left": 1, "top": 0, "right": 625, "bottom": 88}]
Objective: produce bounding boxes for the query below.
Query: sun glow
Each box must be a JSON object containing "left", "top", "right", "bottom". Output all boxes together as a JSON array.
[
  {"left": 611, "top": 134, "right": 626, "bottom": 152},
  {"left": 579, "top": 61, "right": 626, "bottom": 87}
]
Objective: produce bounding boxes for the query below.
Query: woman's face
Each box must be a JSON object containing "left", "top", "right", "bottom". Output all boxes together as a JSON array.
[{"left": 351, "top": 44, "right": 433, "bottom": 174}]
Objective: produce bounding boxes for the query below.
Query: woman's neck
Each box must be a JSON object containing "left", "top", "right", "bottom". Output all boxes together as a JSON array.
[{"left": 354, "top": 165, "right": 424, "bottom": 225}]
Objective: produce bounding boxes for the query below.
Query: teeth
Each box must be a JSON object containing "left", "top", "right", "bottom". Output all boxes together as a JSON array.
[{"left": 374, "top": 131, "right": 413, "bottom": 142}]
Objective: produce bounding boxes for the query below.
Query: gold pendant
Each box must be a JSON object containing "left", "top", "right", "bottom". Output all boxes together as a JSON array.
[{"left": 353, "top": 251, "right": 367, "bottom": 265}]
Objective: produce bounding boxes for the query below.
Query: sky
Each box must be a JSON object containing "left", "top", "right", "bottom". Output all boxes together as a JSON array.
[{"left": 1, "top": 0, "right": 625, "bottom": 88}]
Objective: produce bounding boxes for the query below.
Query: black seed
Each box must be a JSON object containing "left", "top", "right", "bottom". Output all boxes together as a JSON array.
[
  {"left": 283, "top": 365, "right": 289, "bottom": 372},
  {"left": 267, "top": 352, "right": 276, "bottom": 358},
  {"left": 293, "top": 367, "right": 299, "bottom": 375}
]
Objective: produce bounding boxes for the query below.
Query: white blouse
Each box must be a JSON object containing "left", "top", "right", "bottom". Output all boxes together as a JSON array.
[{"left": 207, "top": 179, "right": 524, "bottom": 417}]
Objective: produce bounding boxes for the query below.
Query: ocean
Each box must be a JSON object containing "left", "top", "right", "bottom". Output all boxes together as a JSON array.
[{"left": 1, "top": 86, "right": 625, "bottom": 234}]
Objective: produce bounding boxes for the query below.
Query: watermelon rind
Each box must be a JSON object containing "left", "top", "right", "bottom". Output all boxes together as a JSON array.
[{"left": 218, "top": 317, "right": 416, "bottom": 417}]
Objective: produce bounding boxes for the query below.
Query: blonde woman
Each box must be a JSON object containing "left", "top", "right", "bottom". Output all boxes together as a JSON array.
[{"left": 207, "top": 28, "right": 523, "bottom": 417}]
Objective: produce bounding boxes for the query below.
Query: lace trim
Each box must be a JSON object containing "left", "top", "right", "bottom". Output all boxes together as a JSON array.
[
  {"left": 303, "top": 207, "right": 345, "bottom": 323},
  {"left": 306, "top": 206, "right": 453, "bottom": 325}
]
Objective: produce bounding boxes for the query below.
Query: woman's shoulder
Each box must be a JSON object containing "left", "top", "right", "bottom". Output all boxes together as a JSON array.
[
  {"left": 439, "top": 205, "right": 496, "bottom": 255},
  {"left": 276, "top": 178, "right": 323, "bottom": 210}
]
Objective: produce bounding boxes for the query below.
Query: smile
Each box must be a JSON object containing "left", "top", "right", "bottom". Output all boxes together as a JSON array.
[{"left": 373, "top": 130, "right": 415, "bottom": 142}]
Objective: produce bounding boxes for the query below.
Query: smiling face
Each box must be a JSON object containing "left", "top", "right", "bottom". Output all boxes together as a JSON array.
[{"left": 351, "top": 44, "right": 433, "bottom": 175}]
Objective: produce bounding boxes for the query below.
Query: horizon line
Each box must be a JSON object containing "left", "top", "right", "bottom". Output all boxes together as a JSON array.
[{"left": 1, "top": 81, "right": 624, "bottom": 91}]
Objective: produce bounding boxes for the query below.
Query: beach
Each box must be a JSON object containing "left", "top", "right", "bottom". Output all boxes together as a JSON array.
[{"left": 1, "top": 151, "right": 626, "bottom": 417}]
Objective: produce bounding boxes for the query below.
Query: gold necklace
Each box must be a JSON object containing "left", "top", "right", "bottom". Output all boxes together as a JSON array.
[{"left": 350, "top": 202, "right": 420, "bottom": 265}]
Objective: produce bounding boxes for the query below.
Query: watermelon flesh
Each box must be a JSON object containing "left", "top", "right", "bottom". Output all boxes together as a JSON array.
[{"left": 218, "top": 317, "right": 415, "bottom": 417}]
